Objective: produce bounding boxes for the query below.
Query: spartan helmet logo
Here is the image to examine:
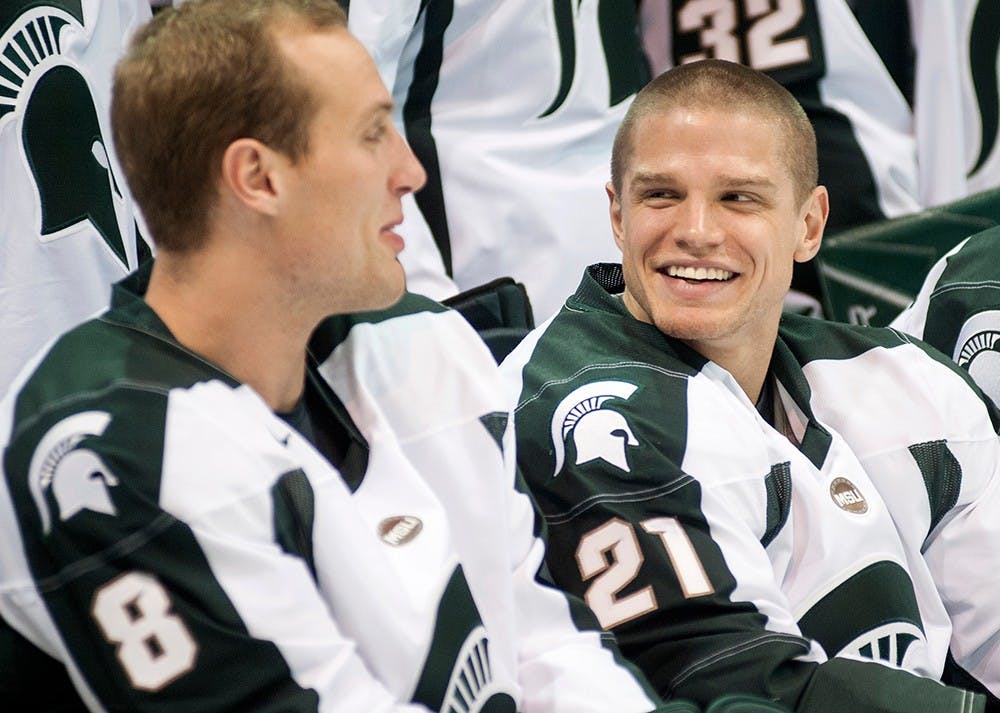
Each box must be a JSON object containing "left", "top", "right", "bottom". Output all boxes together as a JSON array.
[
  {"left": 28, "top": 411, "right": 119, "bottom": 534},
  {"left": 1, "top": 3, "right": 141, "bottom": 266},
  {"left": 953, "top": 310, "right": 1000, "bottom": 407},
  {"left": 550, "top": 381, "right": 639, "bottom": 478}
]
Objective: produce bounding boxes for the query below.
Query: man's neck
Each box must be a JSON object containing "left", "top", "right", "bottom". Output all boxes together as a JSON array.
[
  {"left": 145, "top": 249, "right": 313, "bottom": 413},
  {"left": 683, "top": 335, "right": 775, "bottom": 405}
]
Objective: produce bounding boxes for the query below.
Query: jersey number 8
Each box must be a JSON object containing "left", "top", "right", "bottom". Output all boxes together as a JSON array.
[{"left": 92, "top": 571, "right": 198, "bottom": 691}]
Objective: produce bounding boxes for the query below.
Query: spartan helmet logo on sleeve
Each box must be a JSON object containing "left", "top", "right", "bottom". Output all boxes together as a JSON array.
[
  {"left": 28, "top": 411, "right": 119, "bottom": 534},
  {"left": 1, "top": 3, "right": 144, "bottom": 267},
  {"left": 549, "top": 381, "right": 640, "bottom": 478}
]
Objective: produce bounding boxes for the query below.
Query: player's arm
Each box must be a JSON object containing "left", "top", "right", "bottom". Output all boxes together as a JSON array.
[
  {"left": 508, "top": 357, "right": 986, "bottom": 713},
  {"left": 911, "top": 381, "right": 1000, "bottom": 703},
  {"left": 532, "top": 456, "right": 986, "bottom": 713},
  {"left": 0, "top": 387, "right": 429, "bottom": 712},
  {"left": 502, "top": 449, "right": 674, "bottom": 712}
]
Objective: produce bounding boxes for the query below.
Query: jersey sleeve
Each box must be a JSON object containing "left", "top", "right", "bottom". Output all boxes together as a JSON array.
[
  {"left": 913, "top": 393, "right": 1000, "bottom": 701},
  {"left": 510, "top": 361, "right": 986, "bottom": 713},
  {"left": 0, "top": 384, "right": 430, "bottom": 712},
  {"left": 501, "top": 432, "right": 670, "bottom": 713}
]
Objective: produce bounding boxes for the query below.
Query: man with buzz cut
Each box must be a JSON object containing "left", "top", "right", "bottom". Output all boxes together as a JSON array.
[
  {"left": 0, "top": 2, "right": 778, "bottom": 711},
  {"left": 502, "top": 59, "right": 1000, "bottom": 712}
]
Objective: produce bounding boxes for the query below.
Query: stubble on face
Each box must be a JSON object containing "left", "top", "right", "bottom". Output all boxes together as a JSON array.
[{"left": 613, "top": 108, "right": 813, "bottom": 361}]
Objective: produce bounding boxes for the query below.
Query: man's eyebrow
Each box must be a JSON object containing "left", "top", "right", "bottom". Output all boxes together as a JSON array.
[
  {"left": 367, "top": 101, "right": 393, "bottom": 118},
  {"left": 629, "top": 171, "right": 778, "bottom": 190},
  {"left": 718, "top": 174, "right": 777, "bottom": 190},
  {"left": 629, "top": 171, "right": 674, "bottom": 188}
]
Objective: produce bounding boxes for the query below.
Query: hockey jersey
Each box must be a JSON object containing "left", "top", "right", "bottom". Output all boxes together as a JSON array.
[
  {"left": 0, "top": 264, "right": 666, "bottom": 712},
  {"left": 344, "top": 0, "right": 649, "bottom": 320},
  {"left": 501, "top": 264, "right": 1000, "bottom": 712},
  {"left": 910, "top": 0, "right": 1000, "bottom": 203},
  {"left": 891, "top": 225, "right": 1000, "bottom": 410},
  {"left": 0, "top": 0, "right": 153, "bottom": 397}
]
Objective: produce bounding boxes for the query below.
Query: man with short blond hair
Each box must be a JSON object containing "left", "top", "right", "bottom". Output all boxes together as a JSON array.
[
  {"left": 504, "top": 60, "right": 1000, "bottom": 712},
  {"left": 0, "top": 2, "right": 689, "bottom": 710}
]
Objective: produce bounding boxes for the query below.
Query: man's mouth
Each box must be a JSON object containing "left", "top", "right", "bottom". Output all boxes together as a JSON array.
[{"left": 665, "top": 265, "right": 735, "bottom": 282}]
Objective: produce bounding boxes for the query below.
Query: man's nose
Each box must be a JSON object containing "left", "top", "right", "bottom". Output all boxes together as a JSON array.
[
  {"left": 672, "top": 196, "right": 723, "bottom": 250},
  {"left": 391, "top": 129, "right": 427, "bottom": 196}
]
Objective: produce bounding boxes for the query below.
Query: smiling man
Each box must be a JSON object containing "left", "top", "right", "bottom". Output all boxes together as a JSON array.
[{"left": 502, "top": 60, "right": 1000, "bottom": 712}]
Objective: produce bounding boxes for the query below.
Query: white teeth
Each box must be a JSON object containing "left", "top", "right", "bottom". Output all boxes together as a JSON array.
[{"left": 667, "top": 265, "right": 734, "bottom": 281}]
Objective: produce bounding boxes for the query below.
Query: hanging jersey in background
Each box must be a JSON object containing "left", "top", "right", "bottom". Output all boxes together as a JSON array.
[
  {"left": 345, "top": 0, "right": 650, "bottom": 320},
  {"left": 910, "top": 0, "right": 1000, "bottom": 204},
  {"left": 0, "top": 1, "right": 153, "bottom": 397}
]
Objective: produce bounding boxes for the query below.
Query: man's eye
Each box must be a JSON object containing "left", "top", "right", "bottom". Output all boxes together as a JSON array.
[
  {"left": 365, "top": 125, "right": 388, "bottom": 143},
  {"left": 724, "top": 192, "right": 754, "bottom": 202}
]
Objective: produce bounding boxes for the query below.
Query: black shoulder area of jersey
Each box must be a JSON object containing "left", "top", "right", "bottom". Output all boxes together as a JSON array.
[
  {"left": 528, "top": 264, "right": 707, "bottom": 379},
  {"left": 779, "top": 312, "right": 1000, "bottom": 431},
  {"left": 308, "top": 291, "right": 447, "bottom": 362},
  {"left": 12, "top": 267, "right": 237, "bottom": 430},
  {"left": 777, "top": 311, "right": 911, "bottom": 365}
]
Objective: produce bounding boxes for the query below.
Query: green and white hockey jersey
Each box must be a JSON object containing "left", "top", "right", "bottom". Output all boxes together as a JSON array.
[
  {"left": 502, "top": 264, "right": 1000, "bottom": 712},
  {"left": 0, "top": 264, "right": 667, "bottom": 712}
]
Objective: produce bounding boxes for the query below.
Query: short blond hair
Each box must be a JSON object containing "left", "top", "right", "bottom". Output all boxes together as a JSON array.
[
  {"left": 112, "top": 0, "right": 347, "bottom": 252},
  {"left": 611, "top": 60, "right": 818, "bottom": 205}
]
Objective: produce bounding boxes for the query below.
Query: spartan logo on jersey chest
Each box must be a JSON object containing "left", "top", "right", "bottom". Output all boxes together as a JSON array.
[
  {"left": 28, "top": 410, "right": 119, "bottom": 534},
  {"left": 829, "top": 477, "right": 867, "bottom": 515},
  {"left": 550, "top": 380, "right": 639, "bottom": 478},
  {"left": 1, "top": 2, "right": 146, "bottom": 268},
  {"left": 798, "top": 561, "right": 926, "bottom": 670}
]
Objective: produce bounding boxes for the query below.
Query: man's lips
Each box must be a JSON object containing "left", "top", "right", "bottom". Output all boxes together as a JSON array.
[
  {"left": 663, "top": 264, "right": 736, "bottom": 282},
  {"left": 380, "top": 218, "right": 405, "bottom": 252}
]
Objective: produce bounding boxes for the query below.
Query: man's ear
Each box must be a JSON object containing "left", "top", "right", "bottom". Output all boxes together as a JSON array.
[
  {"left": 794, "top": 185, "right": 829, "bottom": 263},
  {"left": 607, "top": 181, "right": 625, "bottom": 252},
  {"left": 219, "top": 138, "right": 283, "bottom": 216}
]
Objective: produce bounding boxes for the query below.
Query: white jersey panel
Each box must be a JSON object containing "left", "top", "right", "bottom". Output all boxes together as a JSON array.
[
  {"left": 911, "top": 0, "right": 1000, "bottom": 203},
  {"left": 159, "top": 381, "right": 435, "bottom": 711},
  {"left": 812, "top": 0, "right": 920, "bottom": 219},
  {"left": 0, "top": 0, "right": 152, "bottom": 396},
  {"left": 803, "top": 343, "right": 1000, "bottom": 694}
]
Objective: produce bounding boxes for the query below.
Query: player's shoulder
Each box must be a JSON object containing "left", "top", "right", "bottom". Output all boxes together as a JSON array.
[
  {"left": 311, "top": 292, "right": 508, "bottom": 436},
  {"left": 507, "top": 298, "right": 700, "bottom": 488},
  {"left": 309, "top": 291, "right": 458, "bottom": 361},
  {"left": 508, "top": 266, "right": 702, "bottom": 394},
  {"left": 778, "top": 311, "right": 912, "bottom": 357},
  {"left": 780, "top": 312, "right": 999, "bottom": 425}
]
